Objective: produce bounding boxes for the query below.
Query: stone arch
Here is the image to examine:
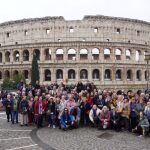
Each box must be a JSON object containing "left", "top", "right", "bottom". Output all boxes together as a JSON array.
[
  {"left": 127, "top": 69, "right": 132, "bottom": 80},
  {"left": 56, "top": 49, "right": 63, "bottom": 60},
  {"left": 45, "top": 69, "right": 51, "bottom": 81},
  {"left": 92, "top": 48, "right": 99, "bottom": 60},
  {"left": 45, "top": 48, "right": 51, "bottom": 60},
  {"left": 13, "top": 70, "right": 19, "bottom": 78},
  {"left": 80, "top": 69, "right": 88, "bottom": 79},
  {"left": 23, "top": 70, "right": 29, "bottom": 79},
  {"left": 68, "top": 49, "right": 76, "bottom": 60},
  {"left": 136, "top": 70, "right": 141, "bottom": 81},
  {"left": 105, "top": 69, "right": 111, "bottom": 80},
  {"left": 56, "top": 69, "right": 63, "bottom": 79},
  {"left": 115, "top": 49, "right": 122, "bottom": 60},
  {"left": 5, "top": 51, "right": 10, "bottom": 62},
  {"left": 116, "top": 69, "right": 122, "bottom": 80},
  {"left": 0, "top": 52, "right": 2, "bottom": 63},
  {"left": 145, "top": 70, "right": 149, "bottom": 81},
  {"left": 13, "top": 51, "right": 20, "bottom": 62},
  {"left": 104, "top": 48, "right": 111, "bottom": 60},
  {"left": 92, "top": 69, "right": 100, "bottom": 79},
  {"left": 126, "top": 49, "right": 131, "bottom": 60},
  {"left": 4, "top": 70, "right": 10, "bottom": 79},
  {"left": 34, "top": 49, "right": 40, "bottom": 60},
  {"left": 23, "top": 50, "right": 29, "bottom": 61},
  {"left": 80, "top": 49, "right": 88, "bottom": 60},
  {"left": 135, "top": 50, "right": 141, "bottom": 61},
  {"left": 68, "top": 69, "right": 75, "bottom": 79}
]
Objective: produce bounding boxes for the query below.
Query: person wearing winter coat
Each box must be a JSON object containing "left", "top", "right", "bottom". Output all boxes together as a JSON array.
[
  {"left": 12, "top": 95, "right": 19, "bottom": 124},
  {"left": 19, "top": 96, "right": 29, "bottom": 126},
  {"left": 60, "top": 108, "right": 74, "bottom": 131},
  {"left": 100, "top": 106, "right": 110, "bottom": 129},
  {"left": 89, "top": 105, "right": 101, "bottom": 128},
  {"left": 5, "top": 94, "right": 13, "bottom": 122},
  {"left": 46, "top": 97, "right": 56, "bottom": 128},
  {"left": 70, "top": 105, "right": 81, "bottom": 128},
  {"left": 133, "top": 111, "right": 149, "bottom": 136},
  {"left": 110, "top": 106, "right": 120, "bottom": 131},
  {"left": 144, "top": 102, "right": 150, "bottom": 124}
]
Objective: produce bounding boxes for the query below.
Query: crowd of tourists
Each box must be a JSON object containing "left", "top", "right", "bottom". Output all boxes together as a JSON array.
[{"left": 0, "top": 81, "right": 150, "bottom": 137}]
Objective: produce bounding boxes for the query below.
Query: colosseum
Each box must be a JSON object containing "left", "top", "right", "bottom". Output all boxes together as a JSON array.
[{"left": 0, "top": 15, "right": 150, "bottom": 91}]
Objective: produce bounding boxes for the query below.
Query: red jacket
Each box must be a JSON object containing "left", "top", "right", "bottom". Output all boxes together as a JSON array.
[{"left": 34, "top": 100, "right": 47, "bottom": 115}]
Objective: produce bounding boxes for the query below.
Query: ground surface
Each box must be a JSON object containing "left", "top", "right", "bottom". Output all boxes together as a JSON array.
[{"left": 0, "top": 112, "right": 150, "bottom": 150}]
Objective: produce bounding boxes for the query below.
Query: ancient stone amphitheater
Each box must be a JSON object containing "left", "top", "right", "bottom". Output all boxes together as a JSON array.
[{"left": 0, "top": 15, "right": 150, "bottom": 91}]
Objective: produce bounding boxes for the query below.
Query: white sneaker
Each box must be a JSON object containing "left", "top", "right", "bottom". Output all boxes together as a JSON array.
[
  {"left": 48, "top": 125, "right": 50, "bottom": 128},
  {"left": 53, "top": 125, "right": 55, "bottom": 128}
]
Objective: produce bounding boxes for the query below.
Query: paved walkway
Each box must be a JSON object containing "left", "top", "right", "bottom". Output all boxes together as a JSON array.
[{"left": 0, "top": 112, "right": 150, "bottom": 150}]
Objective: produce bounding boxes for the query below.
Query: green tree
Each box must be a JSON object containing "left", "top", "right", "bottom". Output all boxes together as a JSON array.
[{"left": 31, "top": 54, "right": 39, "bottom": 87}]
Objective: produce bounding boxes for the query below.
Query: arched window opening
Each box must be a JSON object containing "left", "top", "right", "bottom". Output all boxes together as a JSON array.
[
  {"left": 92, "top": 69, "right": 100, "bottom": 79},
  {"left": 92, "top": 48, "right": 99, "bottom": 60},
  {"left": 45, "top": 49, "right": 51, "bottom": 60},
  {"left": 23, "top": 70, "right": 29, "bottom": 79},
  {"left": 80, "top": 69, "right": 88, "bottom": 79},
  {"left": 5, "top": 51, "right": 10, "bottom": 62},
  {"left": 68, "top": 49, "right": 76, "bottom": 60},
  {"left": 105, "top": 69, "right": 111, "bottom": 80},
  {"left": 136, "top": 70, "right": 141, "bottom": 81},
  {"left": 126, "top": 49, "right": 131, "bottom": 60},
  {"left": 135, "top": 50, "right": 141, "bottom": 61},
  {"left": 80, "top": 49, "right": 88, "bottom": 60},
  {"left": 13, "top": 70, "right": 19, "bottom": 78},
  {"left": 68, "top": 69, "right": 75, "bottom": 79},
  {"left": 34, "top": 49, "right": 40, "bottom": 61},
  {"left": 5, "top": 70, "right": 10, "bottom": 79},
  {"left": 13, "top": 51, "right": 20, "bottom": 62},
  {"left": 23, "top": 50, "right": 29, "bottom": 61},
  {"left": 45, "top": 69, "right": 51, "bottom": 81},
  {"left": 115, "top": 49, "right": 121, "bottom": 60},
  {"left": 127, "top": 70, "right": 132, "bottom": 80},
  {"left": 0, "top": 52, "right": 2, "bottom": 63},
  {"left": 145, "top": 70, "right": 149, "bottom": 81},
  {"left": 116, "top": 70, "right": 121, "bottom": 80},
  {"left": 56, "top": 49, "right": 63, "bottom": 60},
  {"left": 104, "top": 48, "right": 110, "bottom": 60},
  {"left": 56, "top": 69, "right": 63, "bottom": 79}
]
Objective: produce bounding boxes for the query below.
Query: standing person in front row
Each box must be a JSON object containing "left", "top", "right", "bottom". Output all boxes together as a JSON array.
[{"left": 19, "top": 96, "right": 29, "bottom": 126}]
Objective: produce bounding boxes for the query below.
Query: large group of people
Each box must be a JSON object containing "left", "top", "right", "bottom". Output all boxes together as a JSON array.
[{"left": 0, "top": 81, "right": 150, "bottom": 137}]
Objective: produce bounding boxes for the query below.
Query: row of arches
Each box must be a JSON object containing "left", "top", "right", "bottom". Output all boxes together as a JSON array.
[
  {"left": 0, "top": 69, "right": 148, "bottom": 81},
  {"left": 0, "top": 48, "right": 145, "bottom": 63},
  {"left": 0, "top": 70, "right": 29, "bottom": 79},
  {"left": 44, "top": 69, "right": 148, "bottom": 81}
]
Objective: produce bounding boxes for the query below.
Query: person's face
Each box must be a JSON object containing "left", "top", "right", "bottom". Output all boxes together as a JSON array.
[
  {"left": 93, "top": 105, "right": 97, "bottom": 110},
  {"left": 139, "top": 112, "right": 143, "bottom": 118}
]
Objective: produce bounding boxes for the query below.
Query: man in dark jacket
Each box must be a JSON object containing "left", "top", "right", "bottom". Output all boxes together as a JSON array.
[{"left": 5, "top": 94, "right": 13, "bottom": 122}]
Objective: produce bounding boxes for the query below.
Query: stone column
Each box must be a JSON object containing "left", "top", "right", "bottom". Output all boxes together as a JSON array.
[
  {"left": 29, "top": 48, "right": 33, "bottom": 62},
  {"left": 63, "top": 48, "right": 67, "bottom": 63},
  {"left": 76, "top": 47, "right": 80, "bottom": 62},
  {"left": 88, "top": 66, "right": 92, "bottom": 81},
  {"left": 40, "top": 48, "right": 45, "bottom": 62},
  {"left": 122, "top": 48, "right": 126, "bottom": 63},
  {"left": 88, "top": 48, "right": 92, "bottom": 62}
]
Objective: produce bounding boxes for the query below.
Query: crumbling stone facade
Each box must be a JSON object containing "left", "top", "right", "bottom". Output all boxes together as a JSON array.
[{"left": 0, "top": 15, "right": 150, "bottom": 91}]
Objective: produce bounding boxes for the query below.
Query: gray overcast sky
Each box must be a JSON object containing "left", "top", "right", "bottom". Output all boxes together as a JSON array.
[{"left": 0, "top": 0, "right": 150, "bottom": 23}]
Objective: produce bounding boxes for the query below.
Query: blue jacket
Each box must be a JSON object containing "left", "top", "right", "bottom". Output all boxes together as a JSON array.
[{"left": 60, "top": 112, "right": 72, "bottom": 128}]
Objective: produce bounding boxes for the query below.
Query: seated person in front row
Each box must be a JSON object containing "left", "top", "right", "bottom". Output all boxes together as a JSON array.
[
  {"left": 70, "top": 105, "right": 81, "bottom": 128},
  {"left": 133, "top": 111, "right": 149, "bottom": 136},
  {"left": 89, "top": 105, "right": 101, "bottom": 128},
  {"left": 60, "top": 108, "right": 74, "bottom": 131},
  {"left": 100, "top": 106, "right": 110, "bottom": 129}
]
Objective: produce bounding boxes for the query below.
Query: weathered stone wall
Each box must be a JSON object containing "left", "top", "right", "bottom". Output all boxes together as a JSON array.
[{"left": 0, "top": 15, "right": 150, "bottom": 91}]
